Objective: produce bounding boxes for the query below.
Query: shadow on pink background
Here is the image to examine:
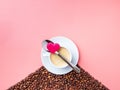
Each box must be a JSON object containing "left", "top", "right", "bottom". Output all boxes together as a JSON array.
[{"left": 0, "top": 0, "right": 120, "bottom": 89}]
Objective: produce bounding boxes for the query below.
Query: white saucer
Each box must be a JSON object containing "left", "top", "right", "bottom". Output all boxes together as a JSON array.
[{"left": 41, "top": 36, "right": 79, "bottom": 75}]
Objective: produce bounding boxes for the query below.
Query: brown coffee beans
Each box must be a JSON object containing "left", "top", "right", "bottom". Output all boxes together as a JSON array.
[{"left": 8, "top": 65, "right": 109, "bottom": 90}]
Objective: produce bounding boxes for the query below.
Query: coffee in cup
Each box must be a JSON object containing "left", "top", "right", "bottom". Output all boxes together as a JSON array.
[{"left": 49, "top": 47, "right": 72, "bottom": 68}]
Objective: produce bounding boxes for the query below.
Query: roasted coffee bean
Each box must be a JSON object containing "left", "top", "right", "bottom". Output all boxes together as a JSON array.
[{"left": 8, "top": 65, "right": 109, "bottom": 90}]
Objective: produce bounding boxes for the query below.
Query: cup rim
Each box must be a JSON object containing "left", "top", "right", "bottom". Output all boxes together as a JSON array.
[{"left": 49, "top": 47, "right": 72, "bottom": 69}]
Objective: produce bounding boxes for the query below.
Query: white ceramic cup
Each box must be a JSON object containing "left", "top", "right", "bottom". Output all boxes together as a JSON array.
[{"left": 49, "top": 47, "right": 72, "bottom": 68}]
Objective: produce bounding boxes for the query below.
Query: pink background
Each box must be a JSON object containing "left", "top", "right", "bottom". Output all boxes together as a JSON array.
[{"left": 0, "top": 0, "right": 120, "bottom": 89}]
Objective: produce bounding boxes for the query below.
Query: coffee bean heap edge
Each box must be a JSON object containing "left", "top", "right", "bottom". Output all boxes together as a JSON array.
[{"left": 8, "top": 65, "right": 109, "bottom": 90}]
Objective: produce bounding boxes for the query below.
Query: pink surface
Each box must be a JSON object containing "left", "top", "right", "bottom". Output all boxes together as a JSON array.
[{"left": 0, "top": 0, "right": 120, "bottom": 89}]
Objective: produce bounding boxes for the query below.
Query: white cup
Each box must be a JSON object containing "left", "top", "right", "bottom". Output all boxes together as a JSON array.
[{"left": 49, "top": 47, "right": 72, "bottom": 68}]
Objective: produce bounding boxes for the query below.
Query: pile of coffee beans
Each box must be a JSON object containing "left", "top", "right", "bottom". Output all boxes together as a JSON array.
[{"left": 8, "top": 65, "right": 109, "bottom": 90}]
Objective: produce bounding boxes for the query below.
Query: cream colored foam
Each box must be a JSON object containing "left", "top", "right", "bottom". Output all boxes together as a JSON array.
[{"left": 50, "top": 47, "right": 70, "bottom": 67}]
